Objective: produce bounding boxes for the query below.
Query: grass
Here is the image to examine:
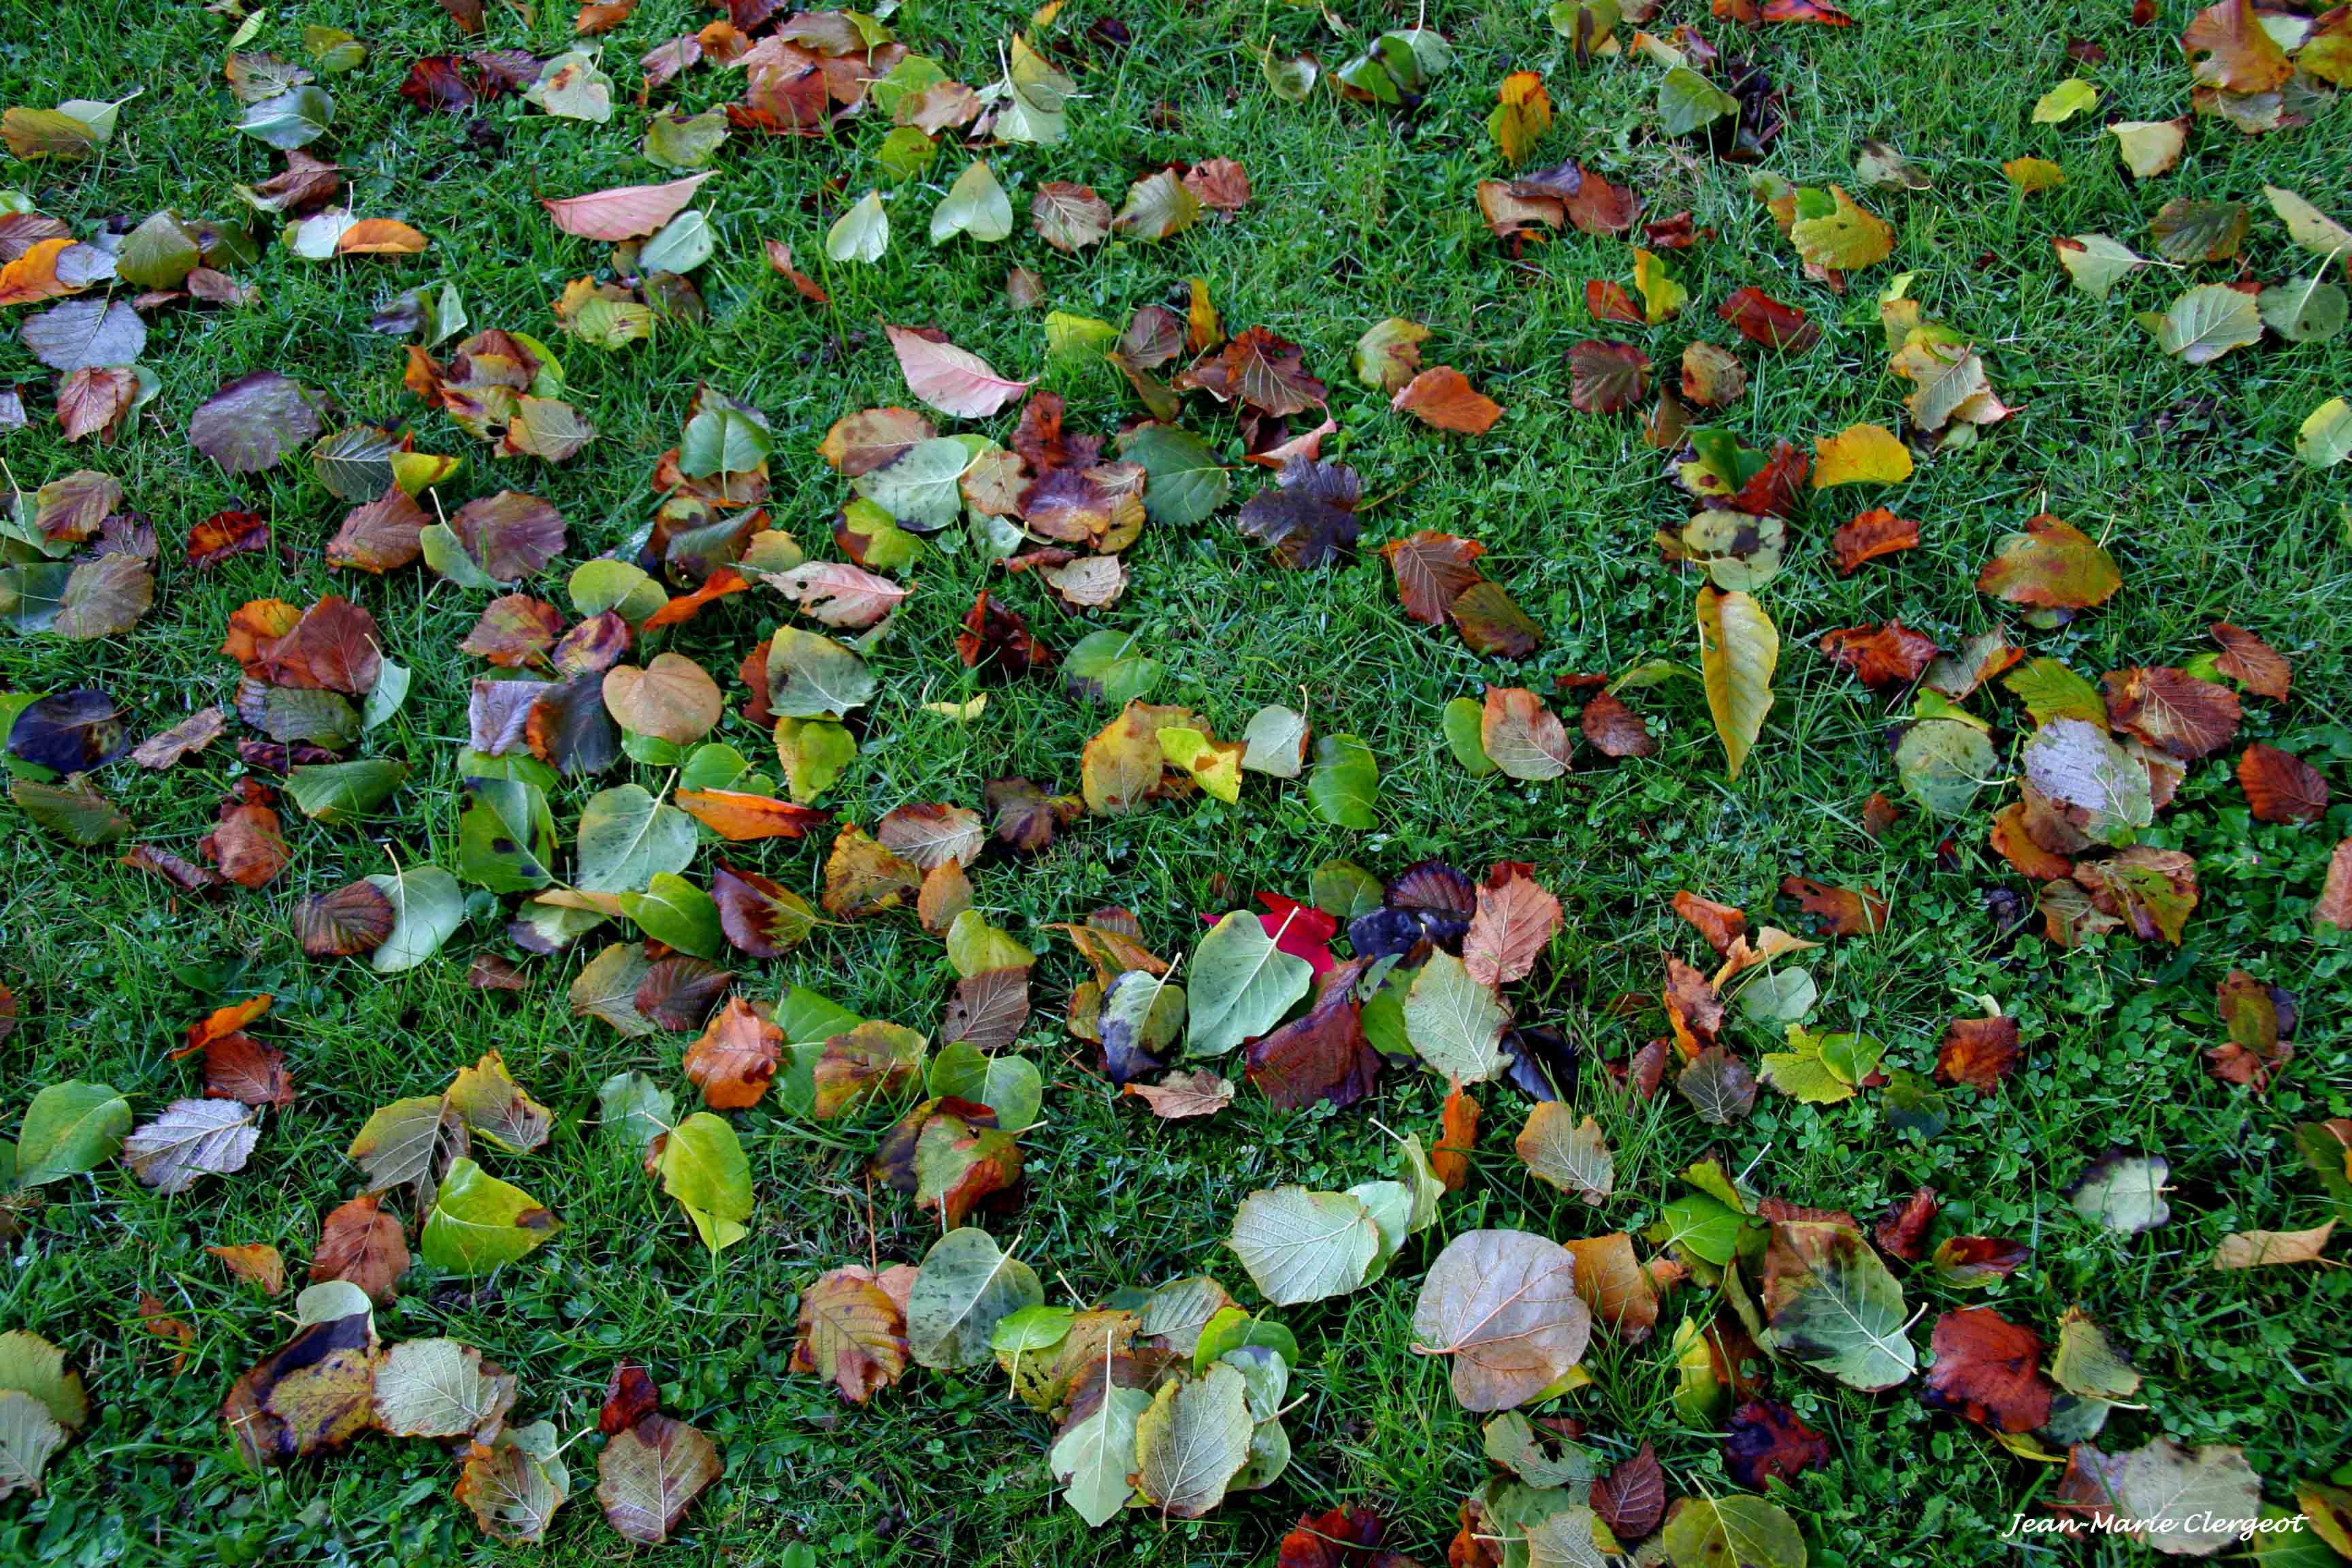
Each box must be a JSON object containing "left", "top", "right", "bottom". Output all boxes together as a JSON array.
[{"left": 1, "top": 0, "right": 2349, "bottom": 1563}]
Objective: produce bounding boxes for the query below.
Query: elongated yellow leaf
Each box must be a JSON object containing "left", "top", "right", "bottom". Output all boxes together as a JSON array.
[{"left": 1695, "top": 586, "right": 1776, "bottom": 780}]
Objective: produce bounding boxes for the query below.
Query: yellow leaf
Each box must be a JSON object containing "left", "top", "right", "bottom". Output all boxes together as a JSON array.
[
  {"left": 1632, "top": 247, "right": 1687, "bottom": 323},
  {"left": 2031, "top": 78, "right": 2099, "bottom": 124},
  {"left": 1157, "top": 726, "right": 1243, "bottom": 804},
  {"left": 1812, "top": 423, "right": 1914, "bottom": 489},
  {"left": 1488, "top": 71, "right": 1553, "bottom": 167},
  {"left": 1789, "top": 186, "right": 1893, "bottom": 272},
  {"left": 1695, "top": 586, "right": 1776, "bottom": 781},
  {"left": 2002, "top": 157, "right": 2065, "bottom": 193},
  {"left": 2108, "top": 120, "right": 2186, "bottom": 180}
]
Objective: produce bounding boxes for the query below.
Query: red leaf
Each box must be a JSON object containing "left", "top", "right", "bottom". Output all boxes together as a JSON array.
[{"left": 1921, "top": 1306, "right": 2054, "bottom": 1433}]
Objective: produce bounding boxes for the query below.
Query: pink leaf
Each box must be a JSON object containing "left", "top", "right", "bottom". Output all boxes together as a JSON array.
[
  {"left": 542, "top": 173, "right": 715, "bottom": 241},
  {"left": 883, "top": 325, "right": 1033, "bottom": 419}
]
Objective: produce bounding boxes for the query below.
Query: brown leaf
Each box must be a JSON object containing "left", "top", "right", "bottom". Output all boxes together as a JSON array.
[
  {"left": 2237, "top": 744, "right": 2328, "bottom": 823},
  {"left": 206, "top": 1032, "right": 293, "bottom": 1107},
  {"left": 1833, "top": 507, "right": 1921, "bottom": 573},
  {"left": 1680, "top": 341, "right": 1747, "bottom": 408},
  {"left": 1717, "top": 287, "right": 1820, "bottom": 350},
  {"left": 201, "top": 781, "right": 290, "bottom": 889},
  {"left": 2102, "top": 666, "right": 2241, "bottom": 760},
  {"left": 1875, "top": 1186, "right": 1940, "bottom": 1260},
  {"left": 1567, "top": 338, "right": 1650, "bottom": 414},
  {"left": 1818, "top": 622, "right": 1938, "bottom": 687},
  {"left": 1938, "top": 1014, "right": 2021, "bottom": 1090},
  {"left": 941, "top": 967, "right": 1030, "bottom": 1051},
  {"left": 1245, "top": 993, "right": 1381, "bottom": 1111},
  {"left": 1463, "top": 863, "right": 1563, "bottom": 985},
  {"left": 187, "top": 510, "right": 272, "bottom": 570},
  {"left": 208, "top": 1243, "right": 286, "bottom": 1294},
  {"left": 1591, "top": 1442, "right": 1667, "bottom": 1541},
  {"left": 131, "top": 708, "right": 228, "bottom": 769},
  {"left": 460, "top": 595, "right": 562, "bottom": 667},
  {"left": 599, "top": 1361, "right": 660, "bottom": 1436},
  {"left": 597, "top": 1413, "right": 720, "bottom": 1545},
  {"left": 312, "top": 1192, "right": 410, "bottom": 1303},
  {"left": 295, "top": 880, "right": 396, "bottom": 956},
  {"left": 712, "top": 860, "right": 815, "bottom": 957},
  {"left": 1921, "top": 1306, "right": 2054, "bottom": 1433},
  {"left": 1124, "top": 1069, "right": 1235, "bottom": 1120},
  {"left": 1390, "top": 365, "right": 1503, "bottom": 435},
  {"left": 1578, "top": 690, "right": 1657, "bottom": 758},
  {"left": 2210, "top": 621, "right": 2289, "bottom": 700},
  {"left": 1725, "top": 1399, "right": 1832, "bottom": 1486},
  {"left": 1780, "top": 876, "right": 1887, "bottom": 936},
  {"left": 821, "top": 824, "right": 923, "bottom": 918},
  {"left": 2316, "top": 840, "right": 2352, "bottom": 931},
  {"left": 635, "top": 956, "right": 732, "bottom": 1031},
  {"left": 684, "top": 996, "right": 783, "bottom": 1109},
  {"left": 326, "top": 487, "right": 427, "bottom": 573},
  {"left": 1448, "top": 580, "right": 1543, "bottom": 659},
  {"left": 1671, "top": 892, "right": 1746, "bottom": 956}
]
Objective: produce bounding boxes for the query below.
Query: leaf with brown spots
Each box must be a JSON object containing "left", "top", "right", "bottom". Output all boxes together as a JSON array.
[
  {"left": 1874, "top": 1187, "right": 1939, "bottom": 1260},
  {"left": 791, "top": 1266, "right": 910, "bottom": 1403},
  {"left": 459, "top": 595, "right": 561, "bottom": 667},
  {"left": 2206, "top": 969, "right": 2294, "bottom": 1090}
]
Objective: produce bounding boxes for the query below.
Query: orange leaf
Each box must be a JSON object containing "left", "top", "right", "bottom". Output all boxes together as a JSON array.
[{"left": 1390, "top": 365, "right": 1503, "bottom": 435}]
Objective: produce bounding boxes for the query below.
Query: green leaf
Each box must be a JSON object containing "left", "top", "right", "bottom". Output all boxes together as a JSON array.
[
  {"left": 1403, "top": 951, "right": 1511, "bottom": 1083},
  {"left": 767, "top": 628, "right": 877, "bottom": 718},
  {"left": 926, "top": 1041, "right": 1043, "bottom": 1132},
  {"left": 906, "top": 1227, "right": 1043, "bottom": 1369},
  {"left": 574, "top": 784, "right": 696, "bottom": 894},
  {"left": 1186, "top": 912, "right": 1313, "bottom": 1056},
  {"left": 237, "top": 86, "right": 333, "bottom": 150},
  {"left": 1759, "top": 1026, "right": 1886, "bottom": 1104},
  {"left": 2257, "top": 278, "right": 2346, "bottom": 343},
  {"left": 1305, "top": 734, "right": 1379, "bottom": 829},
  {"left": 459, "top": 779, "right": 557, "bottom": 892},
  {"left": 284, "top": 760, "right": 406, "bottom": 823},
  {"left": 2137, "top": 283, "right": 2264, "bottom": 365},
  {"left": 1758, "top": 1220, "right": 1916, "bottom": 1390},
  {"left": 678, "top": 402, "right": 772, "bottom": 476},
  {"left": 1226, "top": 1186, "right": 1381, "bottom": 1305},
  {"left": 826, "top": 191, "right": 890, "bottom": 263},
  {"left": 1661, "top": 1494, "right": 1808, "bottom": 1568},
  {"left": 930, "top": 159, "right": 1014, "bottom": 244},
  {"left": 362, "top": 865, "right": 464, "bottom": 973},
  {"left": 1063, "top": 630, "right": 1163, "bottom": 704},
  {"left": 1049, "top": 1373, "right": 1151, "bottom": 1525},
  {"left": 596, "top": 1072, "right": 672, "bottom": 1154},
  {"left": 656, "top": 1112, "right": 753, "bottom": 1254},
  {"left": 2054, "top": 233, "right": 2150, "bottom": 301},
  {"left": 14, "top": 1081, "right": 130, "bottom": 1186},
  {"left": 1659, "top": 67, "right": 1737, "bottom": 136},
  {"left": 1893, "top": 718, "right": 1995, "bottom": 819},
  {"left": 421, "top": 1158, "right": 560, "bottom": 1274},
  {"left": 1117, "top": 425, "right": 1230, "bottom": 526},
  {"left": 0, "top": 1390, "right": 66, "bottom": 1501},
  {"left": 2300, "top": 397, "right": 2352, "bottom": 468},
  {"left": 2031, "top": 77, "right": 2099, "bottom": 124},
  {"left": 617, "top": 872, "right": 721, "bottom": 959},
  {"left": 1132, "top": 1365, "right": 1253, "bottom": 1518},
  {"left": 851, "top": 437, "right": 972, "bottom": 530},
  {"left": 1442, "top": 696, "right": 1497, "bottom": 774}
]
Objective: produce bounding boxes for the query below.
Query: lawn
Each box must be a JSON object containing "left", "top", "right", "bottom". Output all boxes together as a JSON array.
[{"left": 1, "top": 0, "right": 2349, "bottom": 1564}]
